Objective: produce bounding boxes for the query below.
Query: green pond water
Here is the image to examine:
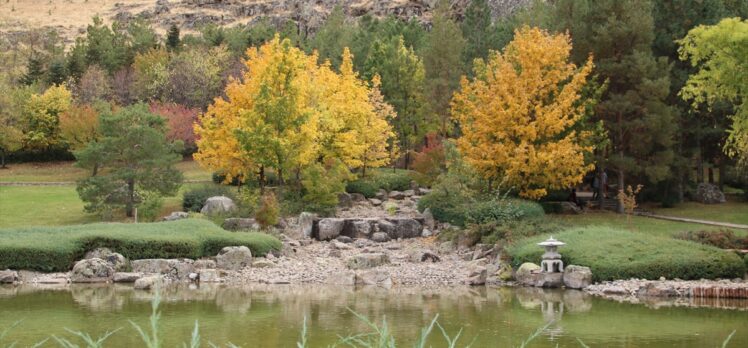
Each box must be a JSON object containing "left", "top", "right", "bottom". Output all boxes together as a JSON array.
[{"left": 0, "top": 284, "right": 746, "bottom": 347}]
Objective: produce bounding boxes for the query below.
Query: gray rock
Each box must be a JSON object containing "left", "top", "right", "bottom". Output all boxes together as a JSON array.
[
  {"left": 563, "top": 265, "right": 592, "bottom": 289},
  {"left": 336, "top": 235, "right": 353, "bottom": 243},
  {"left": 131, "top": 259, "right": 194, "bottom": 280},
  {"left": 369, "top": 198, "right": 383, "bottom": 206},
  {"left": 216, "top": 246, "right": 252, "bottom": 271},
  {"left": 410, "top": 250, "right": 440, "bottom": 262},
  {"left": 326, "top": 270, "right": 356, "bottom": 285},
  {"left": 350, "top": 193, "right": 366, "bottom": 202},
  {"left": 252, "top": 260, "right": 275, "bottom": 268},
  {"left": 298, "top": 212, "right": 317, "bottom": 238},
  {"left": 375, "top": 190, "right": 387, "bottom": 200},
  {"left": 403, "top": 189, "right": 415, "bottom": 197},
  {"left": 222, "top": 218, "right": 260, "bottom": 231},
  {"left": 317, "top": 218, "right": 345, "bottom": 240},
  {"left": 386, "top": 218, "right": 422, "bottom": 239},
  {"left": 422, "top": 208, "right": 436, "bottom": 230},
  {"left": 162, "top": 211, "right": 189, "bottom": 221},
  {"left": 71, "top": 258, "right": 115, "bottom": 283},
  {"left": 417, "top": 188, "right": 432, "bottom": 195},
  {"left": 84, "top": 248, "right": 129, "bottom": 272},
  {"left": 466, "top": 265, "right": 487, "bottom": 285},
  {"left": 421, "top": 229, "right": 433, "bottom": 237},
  {"left": 198, "top": 269, "right": 221, "bottom": 283},
  {"left": 356, "top": 269, "right": 392, "bottom": 287},
  {"left": 200, "top": 196, "right": 237, "bottom": 215},
  {"left": 516, "top": 262, "right": 541, "bottom": 286},
  {"left": 347, "top": 253, "right": 390, "bottom": 269},
  {"left": 496, "top": 262, "right": 513, "bottom": 281},
  {"left": 193, "top": 259, "right": 216, "bottom": 269},
  {"left": 535, "top": 272, "right": 564, "bottom": 288},
  {"left": 332, "top": 241, "right": 352, "bottom": 250},
  {"left": 0, "top": 270, "right": 18, "bottom": 284},
  {"left": 343, "top": 219, "right": 374, "bottom": 238},
  {"left": 695, "top": 183, "right": 726, "bottom": 204},
  {"left": 638, "top": 282, "right": 677, "bottom": 297},
  {"left": 338, "top": 192, "right": 353, "bottom": 208},
  {"left": 388, "top": 190, "right": 406, "bottom": 200},
  {"left": 113, "top": 272, "right": 141, "bottom": 283},
  {"left": 134, "top": 275, "right": 163, "bottom": 290},
  {"left": 371, "top": 232, "right": 390, "bottom": 243}
]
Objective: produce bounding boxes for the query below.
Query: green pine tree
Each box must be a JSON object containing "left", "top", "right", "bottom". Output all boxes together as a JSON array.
[
  {"left": 308, "top": 6, "right": 353, "bottom": 69},
  {"left": 166, "top": 24, "right": 181, "bottom": 51},
  {"left": 20, "top": 55, "right": 45, "bottom": 86},
  {"left": 75, "top": 103, "right": 183, "bottom": 217},
  {"left": 461, "top": 0, "right": 493, "bottom": 71}
]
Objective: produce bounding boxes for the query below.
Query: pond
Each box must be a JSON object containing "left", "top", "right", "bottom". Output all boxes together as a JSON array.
[{"left": 1, "top": 284, "right": 746, "bottom": 347}]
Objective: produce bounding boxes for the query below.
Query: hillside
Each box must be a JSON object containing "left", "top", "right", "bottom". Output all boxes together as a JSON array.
[{"left": 0, "top": 0, "right": 529, "bottom": 42}]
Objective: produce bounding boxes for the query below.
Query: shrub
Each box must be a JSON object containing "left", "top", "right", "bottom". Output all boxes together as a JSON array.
[
  {"left": 255, "top": 191, "right": 280, "bottom": 228},
  {"left": 465, "top": 199, "right": 544, "bottom": 225},
  {"left": 138, "top": 192, "right": 163, "bottom": 222},
  {"left": 211, "top": 171, "right": 242, "bottom": 186},
  {"left": 508, "top": 227, "right": 746, "bottom": 281},
  {"left": 465, "top": 218, "right": 565, "bottom": 245},
  {"left": 301, "top": 160, "right": 351, "bottom": 215},
  {"left": 182, "top": 185, "right": 235, "bottom": 212},
  {"left": 674, "top": 229, "right": 748, "bottom": 250},
  {"left": 0, "top": 219, "right": 281, "bottom": 272},
  {"left": 371, "top": 169, "right": 413, "bottom": 191},
  {"left": 345, "top": 179, "right": 378, "bottom": 198}
]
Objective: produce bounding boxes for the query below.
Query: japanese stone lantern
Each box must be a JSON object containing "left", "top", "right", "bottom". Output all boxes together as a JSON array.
[{"left": 538, "top": 237, "right": 565, "bottom": 273}]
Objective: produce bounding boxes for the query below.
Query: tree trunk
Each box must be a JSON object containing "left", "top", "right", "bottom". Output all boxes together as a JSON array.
[
  {"left": 0, "top": 152, "right": 6, "bottom": 169},
  {"left": 91, "top": 163, "right": 99, "bottom": 177},
  {"left": 617, "top": 169, "right": 625, "bottom": 214},
  {"left": 125, "top": 178, "right": 135, "bottom": 217},
  {"left": 708, "top": 167, "right": 714, "bottom": 184},
  {"left": 718, "top": 160, "right": 725, "bottom": 191},
  {"left": 259, "top": 166, "right": 265, "bottom": 194}
]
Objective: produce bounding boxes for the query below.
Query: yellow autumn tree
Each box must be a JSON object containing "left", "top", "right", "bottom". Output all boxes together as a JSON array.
[
  {"left": 363, "top": 74, "right": 398, "bottom": 176},
  {"left": 451, "top": 26, "right": 595, "bottom": 199},
  {"left": 195, "top": 36, "right": 397, "bottom": 186}
]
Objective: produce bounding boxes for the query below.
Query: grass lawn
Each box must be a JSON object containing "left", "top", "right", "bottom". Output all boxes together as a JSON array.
[
  {"left": 0, "top": 159, "right": 211, "bottom": 182},
  {"left": 0, "top": 182, "right": 220, "bottom": 228},
  {"left": 551, "top": 211, "right": 746, "bottom": 237},
  {"left": 0, "top": 219, "right": 281, "bottom": 272},
  {"left": 648, "top": 201, "right": 748, "bottom": 226},
  {"left": 509, "top": 227, "right": 745, "bottom": 281}
]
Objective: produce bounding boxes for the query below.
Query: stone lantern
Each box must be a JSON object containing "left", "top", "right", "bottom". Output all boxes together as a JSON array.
[{"left": 538, "top": 237, "right": 565, "bottom": 273}]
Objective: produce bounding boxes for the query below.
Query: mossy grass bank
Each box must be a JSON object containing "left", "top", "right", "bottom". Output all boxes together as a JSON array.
[
  {"left": 0, "top": 219, "right": 280, "bottom": 272},
  {"left": 509, "top": 227, "right": 746, "bottom": 282}
]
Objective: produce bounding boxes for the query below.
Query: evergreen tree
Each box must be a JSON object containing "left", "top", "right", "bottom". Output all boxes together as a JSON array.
[
  {"left": 553, "top": 0, "right": 677, "bottom": 201},
  {"left": 364, "top": 36, "right": 428, "bottom": 167},
  {"left": 166, "top": 24, "right": 181, "bottom": 51},
  {"left": 308, "top": 6, "right": 353, "bottom": 69},
  {"left": 422, "top": 0, "right": 465, "bottom": 136},
  {"left": 75, "top": 103, "right": 183, "bottom": 217},
  {"left": 20, "top": 55, "right": 45, "bottom": 86},
  {"left": 461, "top": 0, "right": 493, "bottom": 70},
  {"left": 46, "top": 59, "right": 67, "bottom": 86}
]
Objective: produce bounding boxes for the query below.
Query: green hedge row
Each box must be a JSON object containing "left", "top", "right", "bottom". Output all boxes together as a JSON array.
[
  {"left": 0, "top": 219, "right": 281, "bottom": 272},
  {"left": 346, "top": 169, "right": 415, "bottom": 198},
  {"left": 508, "top": 227, "right": 746, "bottom": 282}
]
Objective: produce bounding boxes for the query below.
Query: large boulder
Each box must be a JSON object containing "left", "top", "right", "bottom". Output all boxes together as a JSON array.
[
  {"left": 466, "top": 265, "right": 487, "bottom": 286},
  {"left": 298, "top": 212, "right": 317, "bottom": 238},
  {"left": 215, "top": 246, "right": 252, "bottom": 271},
  {"left": 343, "top": 219, "right": 375, "bottom": 238},
  {"left": 385, "top": 218, "right": 422, "bottom": 239},
  {"left": 134, "top": 275, "right": 163, "bottom": 290},
  {"left": 388, "top": 191, "right": 406, "bottom": 200},
  {"left": 222, "top": 218, "right": 260, "bottom": 231},
  {"left": 356, "top": 269, "right": 393, "bottom": 286},
  {"left": 496, "top": 262, "right": 514, "bottom": 281},
  {"left": 559, "top": 202, "right": 582, "bottom": 214},
  {"left": 0, "top": 270, "right": 18, "bottom": 284},
  {"left": 131, "top": 259, "right": 195, "bottom": 280},
  {"left": 113, "top": 272, "right": 141, "bottom": 283},
  {"left": 516, "top": 262, "right": 541, "bottom": 286},
  {"left": 71, "top": 258, "right": 115, "bottom": 283},
  {"left": 200, "top": 196, "right": 237, "bottom": 215},
  {"left": 563, "top": 265, "right": 592, "bottom": 289},
  {"left": 84, "top": 248, "right": 129, "bottom": 271},
  {"left": 421, "top": 208, "right": 436, "bottom": 230},
  {"left": 317, "top": 218, "right": 345, "bottom": 240},
  {"left": 338, "top": 192, "right": 353, "bottom": 208},
  {"left": 695, "top": 183, "right": 726, "bottom": 204},
  {"left": 535, "top": 273, "right": 564, "bottom": 288},
  {"left": 347, "top": 253, "right": 390, "bottom": 269},
  {"left": 162, "top": 211, "right": 189, "bottom": 221}
]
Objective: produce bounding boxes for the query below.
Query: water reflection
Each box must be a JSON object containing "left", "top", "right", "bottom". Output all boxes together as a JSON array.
[{"left": 0, "top": 284, "right": 746, "bottom": 347}]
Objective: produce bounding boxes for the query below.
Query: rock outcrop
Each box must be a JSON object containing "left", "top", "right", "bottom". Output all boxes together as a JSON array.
[
  {"left": 200, "top": 196, "right": 237, "bottom": 215},
  {"left": 71, "top": 258, "right": 115, "bottom": 283},
  {"left": 215, "top": 246, "right": 253, "bottom": 271}
]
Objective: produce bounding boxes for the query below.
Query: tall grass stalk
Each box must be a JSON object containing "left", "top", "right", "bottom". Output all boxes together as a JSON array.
[{"left": 129, "top": 290, "right": 161, "bottom": 348}]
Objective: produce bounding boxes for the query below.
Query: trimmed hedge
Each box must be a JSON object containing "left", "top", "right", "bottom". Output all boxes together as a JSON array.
[
  {"left": 0, "top": 219, "right": 281, "bottom": 272},
  {"left": 508, "top": 227, "right": 746, "bottom": 282}
]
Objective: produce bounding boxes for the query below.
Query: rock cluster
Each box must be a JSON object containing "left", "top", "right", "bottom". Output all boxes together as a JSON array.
[
  {"left": 585, "top": 278, "right": 748, "bottom": 299},
  {"left": 694, "top": 183, "right": 727, "bottom": 204}
]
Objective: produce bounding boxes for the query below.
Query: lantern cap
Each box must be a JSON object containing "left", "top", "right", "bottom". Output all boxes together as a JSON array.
[{"left": 537, "top": 236, "right": 565, "bottom": 247}]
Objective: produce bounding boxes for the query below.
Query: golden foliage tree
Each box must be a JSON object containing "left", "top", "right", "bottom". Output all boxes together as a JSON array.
[
  {"left": 195, "top": 36, "right": 396, "bottom": 186},
  {"left": 451, "top": 27, "right": 595, "bottom": 199},
  {"left": 24, "top": 84, "right": 72, "bottom": 150}
]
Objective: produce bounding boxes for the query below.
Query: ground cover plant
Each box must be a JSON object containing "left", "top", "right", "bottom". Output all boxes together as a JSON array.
[
  {"left": 509, "top": 227, "right": 746, "bottom": 282},
  {"left": 0, "top": 219, "right": 280, "bottom": 272},
  {"left": 345, "top": 168, "right": 415, "bottom": 198}
]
